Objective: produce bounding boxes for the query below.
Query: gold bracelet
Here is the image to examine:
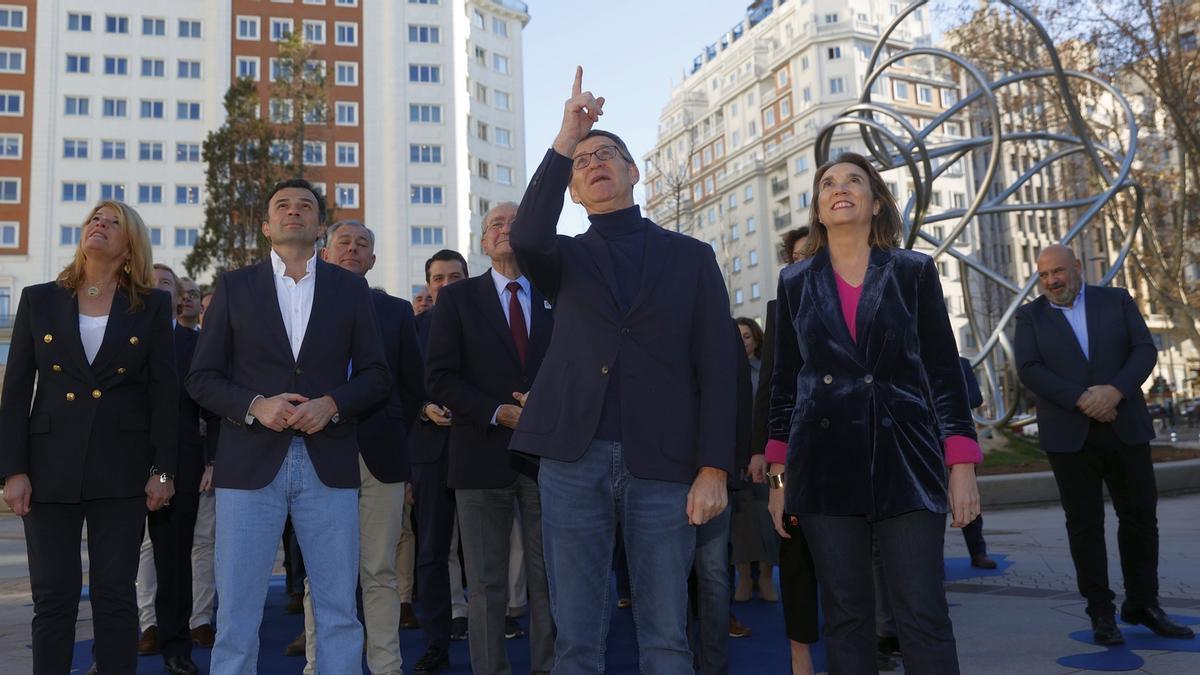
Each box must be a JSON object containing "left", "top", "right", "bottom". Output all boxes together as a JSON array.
[{"left": 766, "top": 471, "right": 785, "bottom": 489}]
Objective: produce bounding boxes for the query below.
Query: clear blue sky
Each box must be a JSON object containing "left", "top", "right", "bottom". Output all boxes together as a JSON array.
[{"left": 520, "top": 0, "right": 750, "bottom": 234}]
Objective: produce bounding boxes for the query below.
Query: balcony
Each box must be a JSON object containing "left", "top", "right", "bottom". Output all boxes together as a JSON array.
[
  {"left": 490, "top": 0, "right": 529, "bottom": 15},
  {"left": 774, "top": 213, "right": 793, "bottom": 229},
  {"left": 771, "top": 177, "right": 789, "bottom": 196}
]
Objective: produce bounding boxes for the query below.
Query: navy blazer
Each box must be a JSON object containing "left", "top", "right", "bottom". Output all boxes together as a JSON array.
[
  {"left": 186, "top": 257, "right": 390, "bottom": 490},
  {"left": 173, "top": 324, "right": 210, "bottom": 494},
  {"left": 510, "top": 149, "right": 736, "bottom": 484},
  {"left": 407, "top": 307, "right": 450, "bottom": 465},
  {"left": 425, "top": 272, "right": 553, "bottom": 489},
  {"left": 357, "top": 291, "right": 424, "bottom": 484},
  {"left": 1014, "top": 285, "right": 1156, "bottom": 453},
  {"left": 0, "top": 283, "right": 178, "bottom": 502},
  {"left": 768, "top": 247, "right": 976, "bottom": 520}
]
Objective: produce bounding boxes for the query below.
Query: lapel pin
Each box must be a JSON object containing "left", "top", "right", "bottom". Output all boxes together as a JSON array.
[{"left": 544, "top": 300, "right": 552, "bottom": 309}]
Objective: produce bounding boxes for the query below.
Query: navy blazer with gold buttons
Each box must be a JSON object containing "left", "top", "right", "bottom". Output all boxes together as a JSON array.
[
  {"left": 0, "top": 282, "right": 179, "bottom": 503},
  {"left": 767, "top": 246, "right": 976, "bottom": 520}
]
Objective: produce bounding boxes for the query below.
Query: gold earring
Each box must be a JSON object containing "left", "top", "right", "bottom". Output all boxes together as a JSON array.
[{"left": 123, "top": 262, "right": 131, "bottom": 274}]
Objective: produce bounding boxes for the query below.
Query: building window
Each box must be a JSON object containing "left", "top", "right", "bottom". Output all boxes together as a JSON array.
[
  {"left": 735, "top": 289, "right": 744, "bottom": 305},
  {"left": 336, "top": 183, "right": 359, "bottom": 208},
  {"left": 0, "top": 221, "right": 15, "bottom": 247},
  {"left": 176, "top": 143, "right": 200, "bottom": 162},
  {"left": 733, "top": 256, "right": 741, "bottom": 272},
  {"left": 494, "top": 90, "right": 512, "bottom": 111},
  {"left": 336, "top": 0, "right": 359, "bottom": 4},
  {"left": 749, "top": 249, "right": 759, "bottom": 266},
  {"left": 175, "top": 227, "right": 198, "bottom": 247},
  {"left": 178, "top": 60, "right": 201, "bottom": 79},
  {"left": 830, "top": 77, "right": 845, "bottom": 94},
  {"left": 918, "top": 85, "right": 933, "bottom": 104},
  {"left": 827, "top": 46, "right": 842, "bottom": 60},
  {"left": 303, "top": 141, "right": 325, "bottom": 166},
  {"left": 237, "top": 57, "right": 260, "bottom": 80},
  {"left": 744, "top": 185, "right": 754, "bottom": 201},
  {"left": 178, "top": 20, "right": 201, "bottom": 38},
  {"left": 67, "top": 13, "right": 92, "bottom": 32},
  {"left": 138, "top": 184, "right": 163, "bottom": 204},
  {"left": 751, "top": 282, "right": 761, "bottom": 300},
  {"left": 303, "top": 19, "right": 326, "bottom": 44},
  {"left": 409, "top": 144, "right": 442, "bottom": 164},
  {"left": 63, "top": 139, "right": 89, "bottom": 159},
  {"left": 409, "top": 65, "right": 440, "bottom": 83},
  {"left": 105, "top": 15, "right": 129, "bottom": 34},
  {"left": 0, "top": 178, "right": 18, "bottom": 202},
  {"left": 0, "top": 48, "right": 23, "bottom": 73},
  {"left": 177, "top": 101, "right": 201, "bottom": 120},
  {"left": 408, "top": 24, "right": 440, "bottom": 43},
  {"left": 410, "top": 226, "right": 445, "bottom": 246},
  {"left": 237, "top": 16, "right": 260, "bottom": 40},
  {"left": 100, "top": 141, "right": 126, "bottom": 160},
  {"left": 335, "top": 142, "right": 359, "bottom": 166},
  {"left": 477, "top": 160, "right": 490, "bottom": 179},
  {"left": 474, "top": 82, "right": 488, "bottom": 103},
  {"left": 493, "top": 54, "right": 510, "bottom": 74},
  {"left": 492, "top": 17, "right": 508, "bottom": 37},
  {"left": 139, "top": 142, "right": 164, "bottom": 161},
  {"left": 764, "top": 108, "right": 775, "bottom": 128},
  {"left": 175, "top": 185, "right": 201, "bottom": 205},
  {"left": 270, "top": 18, "right": 293, "bottom": 41},
  {"left": 142, "top": 17, "right": 165, "bottom": 36},
  {"left": 269, "top": 140, "right": 291, "bottom": 163},
  {"left": 63, "top": 182, "right": 88, "bottom": 202},
  {"left": 780, "top": 98, "right": 791, "bottom": 118},
  {"left": 731, "top": 224, "right": 740, "bottom": 241},
  {"left": 410, "top": 104, "right": 442, "bottom": 123},
  {"left": 746, "top": 216, "right": 757, "bottom": 233},
  {"left": 146, "top": 227, "right": 161, "bottom": 246},
  {"left": 496, "top": 165, "right": 513, "bottom": 185},
  {"left": 0, "top": 134, "right": 20, "bottom": 158},
  {"left": 495, "top": 127, "right": 513, "bottom": 148},
  {"left": 335, "top": 62, "right": 358, "bottom": 86},
  {"left": 140, "top": 99, "right": 165, "bottom": 119},
  {"left": 473, "top": 9, "right": 485, "bottom": 28},
  {"left": 60, "top": 225, "right": 81, "bottom": 245},
  {"left": 335, "top": 22, "right": 358, "bottom": 45},
  {"left": 100, "top": 183, "right": 126, "bottom": 201},
  {"left": 334, "top": 101, "right": 359, "bottom": 126},
  {"left": 141, "top": 58, "right": 165, "bottom": 77},
  {"left": 0, "top": 91, "right": 21, "bottom": 115},
  {"left": 409, "top": 0, "right": 440, "bottom": 4},
  {"left": 410, "top": 185, "right": 444, "bottom": 205},
  {"left": 103, "top": 56, "right": 128, "bottom": 76},
  {"left": 102, "top": 98, "right": 127, "bottom": 117},
  {"left": 824, "top": 13, "right": 839, "bottom": 24},
  {"left": 892, "top": 80, "right": 909, "bottom": 99},
  {"left": 64, "top": 96, "right": 89, "bottom": 116}
]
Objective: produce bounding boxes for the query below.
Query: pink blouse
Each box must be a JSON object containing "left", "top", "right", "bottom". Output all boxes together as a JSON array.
[{"left": 763, "top": 272, "right": 982, "bottom": 467}]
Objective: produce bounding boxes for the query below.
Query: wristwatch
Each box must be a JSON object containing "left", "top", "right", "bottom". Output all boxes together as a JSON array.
[
  {"left": 150, "top": 466, "right": 174, "bottom": 483},
  {"left": 766, "top": 471, "right": 785, "bottom": 490}
]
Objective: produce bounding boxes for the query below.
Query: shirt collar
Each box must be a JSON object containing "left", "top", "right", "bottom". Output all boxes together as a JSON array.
[
  {"left": 1049, "top": 284, "right": 1085, "bottom": 310},
  {"left": 490, "top": 267, "right": 529, "bottom": 296},
  {"left": 270, "top": 248, "right": 317, "bottom": 279}
]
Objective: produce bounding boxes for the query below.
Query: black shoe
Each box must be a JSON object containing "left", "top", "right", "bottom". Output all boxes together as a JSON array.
[
  {"left": 877, "top": 634, "right": 901, "bottom": 656},
  {"left": 414, "top": 645, "right": 450, "bottom": 673},
  {"left": 1120, "top": 606, "right": 1196, "bottom": 639},
  {"left": 449, "top": 616, "right": 468, "bottom": 641},
  {"left": 505, "top": 615, "right": 525, "bottom": 639},
  {"left": 164, "top": 655, "right": 200, "bottom": 675},
  {"left": 400, "top": 602, "right": 421, "bottom": 629},
  {"left": 1091, "top": 613, "right": 1126, "bottom": 646},
  {"left": 970, "top": 553, "right": 998, "bottom": 569}
]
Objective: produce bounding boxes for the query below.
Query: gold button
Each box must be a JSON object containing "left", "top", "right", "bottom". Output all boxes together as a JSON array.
[
  {"left": 43, "top": 334, "right": 53, "bottom": 344},
  {"left": 117, "top": 367, "right": 126, "bottom": 374},
  {"left": 92, "top": 389, "right": 102, "bottom": 399},
  {"left": 66, "top": 392, "right": 76, "bottom": 401},
  {"left": 52, "top": 364, "right": 62, "bottom": 372},
  {"left": 129, "top": 336, "right": 140, "bottom": 345}
]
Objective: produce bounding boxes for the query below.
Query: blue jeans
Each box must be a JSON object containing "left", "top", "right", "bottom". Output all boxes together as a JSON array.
[
  {"left": 540, "top": 439, "right": 696, "bottom": 675},
  {"left": 212, "top": 439, "right": 361, "bottom": 675},
  {"left": 691, "top": 505, "right": 732, "bottom": 675}
]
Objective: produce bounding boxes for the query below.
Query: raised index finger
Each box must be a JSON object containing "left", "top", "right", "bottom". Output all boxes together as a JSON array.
[{"left": 572, "top": 66, "right": 583, "bottom": 97}]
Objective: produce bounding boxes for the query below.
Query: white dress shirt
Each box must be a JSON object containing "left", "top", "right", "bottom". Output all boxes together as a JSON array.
[
  {"left": 246, "top": 249, "right": 317, "bottom": 424},
  {"left": 489, "top": 268, "right": 531, "bottom": 425}
]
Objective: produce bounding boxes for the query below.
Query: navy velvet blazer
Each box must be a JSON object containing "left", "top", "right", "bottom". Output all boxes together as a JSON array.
[
  {"left": 768, "top": 247, "right": 976, "bottom": 520},
  {"left": 510, "top": 149, "right": 736, "bottom": 484},
  {"left": 185, "top": 258, "right": 390, "bottom": 490},
  {"left": 0, "top": 283, "right": 179, "bottom": 502},
  {"left": 425, "top": 272, "right": 553, "bottom": 489},
  {"left": 356, "top": 290, "right": 424, "bottom": 484},
  {"left": 1014, "top": 285, "right": 1156, "bottom": 454}
]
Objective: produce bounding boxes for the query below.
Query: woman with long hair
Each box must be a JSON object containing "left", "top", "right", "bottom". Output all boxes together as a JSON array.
[
  {"left": 0, "top": 201, "right": 178, "bottom": 673},
  {"left": 765, "top": 154, "right": 981, "bottom": 674}
]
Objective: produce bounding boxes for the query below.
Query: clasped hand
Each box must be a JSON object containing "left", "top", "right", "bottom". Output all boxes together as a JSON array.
[
  {"left": 1076, "top": 384, "right": 1122, "bottom": 423},
  {"left": 251, "top": 392, "right": 339, "bottom": 434}
]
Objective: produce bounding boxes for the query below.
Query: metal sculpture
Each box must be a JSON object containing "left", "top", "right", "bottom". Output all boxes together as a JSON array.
[{"left": 814, "top": 0, "right": 1146, "bottom": 426}]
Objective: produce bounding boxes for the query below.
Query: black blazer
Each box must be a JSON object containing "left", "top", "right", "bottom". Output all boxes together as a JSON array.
[
  {"left": 357, "top": 291, "right": 424, "bottom": 484},
  {"left": 510, "top": 149, "right": 736, "bottom": 485},
  {"left": 186, "top": 258, "right": 390, "bottom": 490},
  {"left": 1014, "top": 285, "right": 1156, "bottom": 453},
  {"left": 173, "top": 324, "right": 209, "bottom": 494},
  {"left": 768, "top": 247, "right": 976, "bottom": 520},
  {"left": 407, "top": 307, "right": 450, "bottom": 465},
  {"left": 751, "top": 299, "right": 779, "bottom": 459},
  {"left": 425, "top": 272, "right": 553, "bottom": 489},
  {"left": 0, "top": 283, "right": 178, "bottom": 503}
]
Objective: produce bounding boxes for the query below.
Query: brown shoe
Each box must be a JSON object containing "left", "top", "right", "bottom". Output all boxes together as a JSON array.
[
  {"left": 190, "top": 623, "right": 215, "bottom": 648},
  {"left": 137, "top": 626, "right": 159, "bottom": 655},
  {"left": 284, "top": 631, "right": 306, "bottom": 657},
  {"left": 400, "top": 602, "right": 421, "bottom": 629},
  {"left": 729, "top": 615, "right": 752, "bottom": 638}
]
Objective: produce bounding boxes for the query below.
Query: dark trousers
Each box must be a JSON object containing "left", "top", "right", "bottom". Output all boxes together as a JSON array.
[
  {"left": 412, "top": 456, "right": 456, "bottom": 649},
  {"left": 24, "top": 497, "right": 146, "bottom": 674},
  {"left": 779, "top": 516, "right": 819, "bottom": 644},
  {"left": 801, "top": 509, "right": 959, "bottom": 675},
  {"left": 1046, "top": 422, "right": 1159, "bottom": 615},
  {"left": 148, "top": 490, "right": 200, "bottom": 660},
  {"left": 961, "top": 515, "right": 986, "bottom": 557}
]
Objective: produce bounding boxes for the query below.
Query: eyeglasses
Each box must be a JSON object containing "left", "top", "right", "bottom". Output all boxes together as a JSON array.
[{"left": 572, "top": 145, "right": 623, "bottom": 170}]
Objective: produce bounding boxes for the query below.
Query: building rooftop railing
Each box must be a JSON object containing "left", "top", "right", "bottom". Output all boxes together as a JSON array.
[{"left": 490, "top": 0, "right": 528, "bottom": 15}]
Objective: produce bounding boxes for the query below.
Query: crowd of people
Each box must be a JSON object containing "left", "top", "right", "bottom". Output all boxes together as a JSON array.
[{"left": 0, "top": 66, "right": 1194, "bottom": 675}]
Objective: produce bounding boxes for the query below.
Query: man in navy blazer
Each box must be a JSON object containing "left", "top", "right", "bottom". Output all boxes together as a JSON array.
[
  {"left": 186, "top": 179, "right": 391, "bottom": 674},
  {"left": 426, "top": 202, "right": 556, "bottom": 675},
  {"left": 509, "top": 68, "right": 735, "bottom": 673},
  {"left": 1016, "top": 244, "right": 1193, "bottom": 644}
]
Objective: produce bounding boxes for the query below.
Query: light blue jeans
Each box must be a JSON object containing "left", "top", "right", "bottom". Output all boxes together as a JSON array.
[
  {"left": 539, "top": 439, "right": 696, "bottom": 675},
  {"left": 211, "top": 438, "right": 362, "bottom": 675}
]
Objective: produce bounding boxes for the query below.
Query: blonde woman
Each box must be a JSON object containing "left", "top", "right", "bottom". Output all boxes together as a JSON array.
[{"left": 0, "top": 200, "right": 178, "bottom": 674}]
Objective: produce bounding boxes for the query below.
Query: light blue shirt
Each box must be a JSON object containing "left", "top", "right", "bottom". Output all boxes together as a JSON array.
[
  {"left": 490, "top": 268, "right": 531, "bottom": 337},
  {"left": 1049, "top": 285, "right": 1089, "bottom": 360}
]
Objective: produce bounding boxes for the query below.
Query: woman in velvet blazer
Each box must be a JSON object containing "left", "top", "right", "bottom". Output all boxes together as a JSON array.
[{"left": 764, "top": 154, "right": 981, "bottom": 675}]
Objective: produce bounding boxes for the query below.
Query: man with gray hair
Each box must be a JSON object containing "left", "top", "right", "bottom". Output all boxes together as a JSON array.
[{"left": 295, "top": 219, "right": 425, "bottom": 674}]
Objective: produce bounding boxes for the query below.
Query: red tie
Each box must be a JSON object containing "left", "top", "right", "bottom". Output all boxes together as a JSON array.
[{"left": 507, "top": 281, "right": 528, "bottom": 366}]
